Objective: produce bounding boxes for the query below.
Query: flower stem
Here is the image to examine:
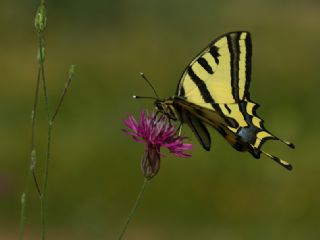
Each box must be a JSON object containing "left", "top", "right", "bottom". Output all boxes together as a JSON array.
[
  {"left": 117, "top": 178, "right": 150, "bottom": 240},
  {"left": 40, "top": 123, "right": 51, "bottom": 240},
  {"left": 19, "top": 1, "right": 45, "bottom": 238},
  {"left": 51, "top": 65, "right": 75, "bottom": 123},
  {"left": 19, "top": 1, "right": 75, "bottom": 239},
  {"left": 36, "top": 13, "right": 50, "bottom": 240},
  {"left": 19, "top": 193, "right": 27, "bottom": 240}
]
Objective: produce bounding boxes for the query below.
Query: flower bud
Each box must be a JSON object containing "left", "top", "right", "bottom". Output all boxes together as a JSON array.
[
  {"left": 141, "top": 144, "right": 160, "bottom": 179},
  {"left": 34, "top": 4, "right": 47, "bottom": 33}
]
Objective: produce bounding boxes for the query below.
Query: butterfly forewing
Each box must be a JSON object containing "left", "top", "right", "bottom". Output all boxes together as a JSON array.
[{"left": 176, "top": 31, "right": 252, "bottom": 104}]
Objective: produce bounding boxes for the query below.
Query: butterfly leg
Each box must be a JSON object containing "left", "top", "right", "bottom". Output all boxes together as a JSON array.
[
  {"left": 152, "top": 110, "right": 163, "bottom": 126},
  {"left": 178, "top": 124, "right": 183, "bottom": 136},
  {"left": 153, "top": 110, "right": 160, "bottom": 120},
  {"left": 260, "top": 149, "right": 292, "bottom": 171},
  {"left": 173, "top": 123, "right": 183, "bottom": 136}
]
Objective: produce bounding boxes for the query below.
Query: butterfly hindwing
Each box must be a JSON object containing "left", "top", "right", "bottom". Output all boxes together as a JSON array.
[
  {"left": 173, "top": 97, "right": 237, "bottom": 150},
  {"left": 181, "top": 110, "right": 211, "bottom": 151}
]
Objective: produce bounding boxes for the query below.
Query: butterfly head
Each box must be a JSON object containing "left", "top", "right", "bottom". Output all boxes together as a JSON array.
[
  {"left": 154, "top": 98, "right": 178, "bottom": 121},
  {"left": 154, "top": 99, "right": 164, "bottom": 111}
]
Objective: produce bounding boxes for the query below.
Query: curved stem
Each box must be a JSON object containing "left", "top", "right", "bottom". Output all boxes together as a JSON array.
[
  {"left": 40, "top": 64, "right": 74, "bottom": 240},
  {"left": 19, "top": 193, "right": 27, "bottom": 240},
  {"left": 20, "top": 1, "right": 74, "bottom": 239},
  {"left": 31, "top": 67, "right": 42, "bottom": 195},
  {"left": 117, "top": 178, "right": 150, "bottom": 240},
  {"left": 36, "top": 28, "right": 50, "bottom": 240},
  {"left": 19, "top": 4, "right": 45, "bottom": 238}
]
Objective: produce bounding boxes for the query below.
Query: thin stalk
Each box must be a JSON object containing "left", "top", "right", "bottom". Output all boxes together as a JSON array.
[
  {"left": 19, "top": 11, "right": 44, "bottom": 240},
  {"left": 19, "top": 77, "right": 41, "bottom": 239},
  {"left": 37, "top": 28, "right": 50, "bottom": 240},
  {"left": 36, "top": 6, "right": 74, "bottom": 239},
  {"left": 40, "top": 64, "right": 75, "bottom": 240},
  {"left": 31, "top": 67, "right": 42, "bottom": 196},
  {"left": 117, "top": 178, "right": 150, "bottom": 240},
  {"left": 20, "top": 1, "right": 74, "bottom": 239},
  {"left": 38, "top": 34, "right": 49, "bottom": 119},
  {"left": 40, "top": 123, "right": 51, "bottom": 240},
  {"left": 19, "top": 192, "right": 27, "bottom": 240},
  {"left": 51, "top": 65, "right": 75, "bottom": 123}
]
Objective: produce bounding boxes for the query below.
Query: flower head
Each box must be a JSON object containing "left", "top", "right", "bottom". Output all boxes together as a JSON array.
[{"left": 123, "top": 111, "right": 192, "bottom": 179}]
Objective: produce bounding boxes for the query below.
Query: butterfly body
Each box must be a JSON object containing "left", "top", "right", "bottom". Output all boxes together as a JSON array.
[
  {"left": 156, "top": 97, "right": 258, "bottom": 154},
  {"left": 153, "top": 31, "right": 294, "bottom": 170}
]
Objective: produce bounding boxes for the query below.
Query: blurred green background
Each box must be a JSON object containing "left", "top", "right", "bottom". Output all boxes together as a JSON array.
[{"left": 0, "top": 0, "right": 319, "bottom": 239}]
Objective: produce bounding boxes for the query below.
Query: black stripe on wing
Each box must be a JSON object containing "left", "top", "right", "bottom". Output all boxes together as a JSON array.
[
  {"left": 187, "top": 67, "right": 215, "bottom": 103},
  {"left": 227, "top": 32, "right": 241, "bottom": 102},
  {"left": 244, "top": 32, "right": 252, "bottom": 100},
  {"left": 197, "top": 57, "right": 214, "bottom": 74},
  {"left": 209, "top": 45, "right": 220, "bottom": 64}
]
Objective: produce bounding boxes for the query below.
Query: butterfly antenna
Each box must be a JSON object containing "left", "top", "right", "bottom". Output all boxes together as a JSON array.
[
  {"left": 140, "top": 72, "right": 159, "bottom": 98},
  {"left": 132, "top": 95, "right": 157, "bottom": 100},
  {"left": 260, "top": 149, "right": 293, "bottom": 171}
]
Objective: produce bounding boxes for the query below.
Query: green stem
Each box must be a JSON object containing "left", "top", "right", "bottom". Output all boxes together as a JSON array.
[
  {"left": 51, "top": 65, "right": 75, "bottom": 123},
  {"left": 117, "top": 178, "right": 150, "bottom": 240},
  {"left": 40, "top": 123, "right": 51, "bottom": 240},
  {"left": 37, "top": 26, "right": 50, "bottom": 240},
  {"left": 19, "top": 5, "right": 44, "bottom": 238},
  {"left": 40, "top": 65, "right": 75, "bottom": 240},
  {"left": 31, "top": 66, "right": 42, "bottom": 196},
  {"left": 20, "top": 1, "right": 74, "bottom": 239},
  {"left": 19, "top": 193, "right": 27, "bottom": 240}
]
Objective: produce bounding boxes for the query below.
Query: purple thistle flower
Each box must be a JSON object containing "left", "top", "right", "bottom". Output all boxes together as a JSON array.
[{"left": 123, "top": 111, "right": 192, "bottom": 179}]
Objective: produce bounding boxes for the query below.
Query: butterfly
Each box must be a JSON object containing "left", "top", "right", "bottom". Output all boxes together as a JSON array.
[{"left": 137, "top": 31, "right": 295, "bottom": 170}]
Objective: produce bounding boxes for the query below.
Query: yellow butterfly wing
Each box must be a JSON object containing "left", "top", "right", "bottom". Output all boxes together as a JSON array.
[
  {"left": 174, "top": 31, "right": 294, "bottom": 169},
  {"left": 176, "top": 31, "right": 251, "bottom": 104}
]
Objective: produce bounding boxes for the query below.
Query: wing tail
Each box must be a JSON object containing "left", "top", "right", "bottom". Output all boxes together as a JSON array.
[
  {"left": 260, "top": 149, "right": 293, "bottom": 171},
  {"left": 273, "top": 136, "right": 295, "bottom": 149}
]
